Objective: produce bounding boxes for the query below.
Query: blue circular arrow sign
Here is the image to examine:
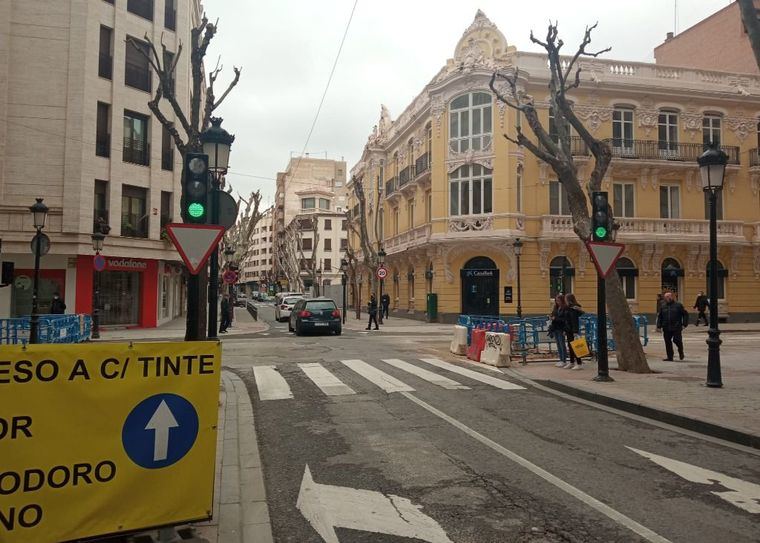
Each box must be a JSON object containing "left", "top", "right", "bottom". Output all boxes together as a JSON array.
[{"left": 122, "top": 393, "right": 199, "bottom": 469}]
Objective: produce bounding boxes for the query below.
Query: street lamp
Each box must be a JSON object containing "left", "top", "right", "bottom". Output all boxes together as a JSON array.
[
  {"left": 377, "top": 246, "right": 386, "bottom": 323},
  {"left": 698, "top": 144, "right": 727, "bottom": 388},
  {"left": 200, "top": 117, "right": 235, "bottom": 339},
  {"left": 513, "top": 238, "right": 523, "bottom": 319},
  {"left": 315, "top": 268, "right": 322, "bottom": 297},
  {"left": 29, "top": 198, "right": 49, "bottom": 344},
  {"left": 340, "top": 258, "right": 348, "bottom": 324},
  {"left": 91, "top": 226, "right": 109, "bottom": 339}
]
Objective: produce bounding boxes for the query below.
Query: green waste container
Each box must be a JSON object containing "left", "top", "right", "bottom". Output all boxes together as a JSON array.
[{"left": 426, "top": 293, "right": 438, "bottom": 322}]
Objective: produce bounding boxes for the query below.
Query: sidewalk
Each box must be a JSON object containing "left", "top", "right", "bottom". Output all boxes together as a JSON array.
[
  {"left": 342, "top": 311, "right": 453, "bottom": 334},
  {"left": 97, "top": 306, "right": 268, "bottom": 341}
]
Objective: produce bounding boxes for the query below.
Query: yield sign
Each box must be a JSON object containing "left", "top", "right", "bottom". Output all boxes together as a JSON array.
[
  {"left": 165, "top": 223, "right": 225, "bottom": 275},
  {"left": 586, "top": 241, "right": 625, "bottom": 278}
]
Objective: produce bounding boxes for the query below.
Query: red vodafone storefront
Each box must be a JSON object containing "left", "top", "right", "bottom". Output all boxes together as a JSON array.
[{"left": 75, "top": 256, "right": 159, "bottom": 328}]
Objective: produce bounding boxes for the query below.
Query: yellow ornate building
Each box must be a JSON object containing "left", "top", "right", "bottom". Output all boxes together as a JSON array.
[{"left": 348, "top": 11, "right": 760, "bottom": 323}]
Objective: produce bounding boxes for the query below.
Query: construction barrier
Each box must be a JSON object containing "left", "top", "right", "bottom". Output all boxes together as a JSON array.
[
  {"left": 481, "top": 332, "right": 510, "bottom": 367},
  {"left": 467, "top": 328, "right": 487, "bottom": 362},
  {"left": 0, "top": 314, "right": 92, "bottom": 345},
  {"left": 450, "top": 325, "right": 468, "bottom": 355}
]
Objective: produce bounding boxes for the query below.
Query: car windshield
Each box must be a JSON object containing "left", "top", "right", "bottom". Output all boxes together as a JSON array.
[
  {"left": 306, "top": 301, "right": 337, "bottom": 311},
  {"left": 284, "top": 297, "right": 302, "bottom": 305}
]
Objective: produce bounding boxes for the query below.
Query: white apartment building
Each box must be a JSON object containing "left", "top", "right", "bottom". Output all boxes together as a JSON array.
[
  {"left": 272, "top": 156, "right": 349, "bottom": 291},
  {"left": 241, "top": 206, "right": 274, "bottom": 293},
  {"left": 0, "top": 0, "right": 199, "bottom": 327}
]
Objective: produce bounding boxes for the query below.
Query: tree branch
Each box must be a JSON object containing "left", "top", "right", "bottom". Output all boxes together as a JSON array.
[{"left": 739, "top": 0, "right": 760, "bottom": 71}]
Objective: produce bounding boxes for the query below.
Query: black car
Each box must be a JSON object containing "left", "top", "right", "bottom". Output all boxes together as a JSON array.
[{"left": 289, "top": 298, "right": 342, "bottom": 336}]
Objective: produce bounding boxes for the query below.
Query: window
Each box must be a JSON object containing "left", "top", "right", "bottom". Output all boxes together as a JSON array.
[
  {"left": 426, "top": 122, "right": 432, "bottom": 163},
  {"left": 706, "top": 261, "right": 727, "bottom": 300},
  {"left": 125, "top": 36, "right": 151, "bottom": 92},
  {"left": 123, "top": 110, "right": 149, "bottom": 165},
  {"left": 449, "top": 92, "right": 492, "bottom": 152},
  {"left": 615, "top": 257, "right": 637, "bottom": 300},
  {"left": 549, "top": 257, "right": 574, "bottom": 298},
  {"left": 516, "top": 165, "right": 523, "bottom": 213},
  {"left": 407, "top": 199, "right": 415, "bottom": 228},
  {"left": 319, "top": 198, "right": 330, "bottom": 210},
  {"left": 121, "top": 185, "right": 148, "bottom": 238},
  {"left": 659, "top": 185, "right": 680, "bottom": 218},
  {"left": 164, "top": 0, "right": 176, "bottom": 30},
  {"left": 301, "top": 198, "right": 315, "bottom": 210},
  {"left": 302, "top": 238, "right": 313, "bottom": 251},
  {"left": 161, "top": 125, "right": 173, "bottom": 171},
  {"left": 549, "top": 181, "right": 570, "bottom": 215},
  {"left": 324, "top": 219, "right": 332, "bottom": 230},
  {"left": 341, "top": 219, "right": 347, "bottom": 231},
  {"left": 425, "top": 190, "right": 432, "bottom": 222},
  {"left": 340, "top": 238, "right": 347, "bottom": 251},
  {"left": 613, "top": 182, "right": 635, "bottom": 218},
  {"left": 160, "top": 191, "right": 172, "bottom": 228},
  {"left": 449, "top": 164, "right": 493, "bottom": 216},
  {"left": 324, "top": 238, "right": 332, "bottom": 251},
  {"left": 127, "top": 0, "right": 154, "bottom": 20},
  {"left": 96, "top": 102, "right": 110, "bottom": 158},
  {"left": 393, "top": 207, "right": 399, "bottom": 236},
  {"left": 98, "top": 26, "right": 113, "bottom": 79},
  {"left": 323, "top": 258, "right": 332, "bottom": 272},
  {"left": 658, "top": 111, "right": 678, "bottom": 155},
  {"left": 704, "top": 190, "right": 724, "bottom": 220},
  {"left": 612, "top": 107, "right": 634, "bottom": 151},
  {"left": 94, "top": 180, "right": 109, "bottom": 233},
  {"left": 703, "top": 114, "right": 722, "bottom": 146}
]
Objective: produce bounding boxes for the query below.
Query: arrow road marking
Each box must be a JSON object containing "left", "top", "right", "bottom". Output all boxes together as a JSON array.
[
  {"left": 296, "top": 465, "right": 452, "bottom": 543},
  {"left": 627, "top": 447, "right": 760, "bottom": 514},
  {"left": 145, "top": 400, "right": 179, "bottom": 462}
]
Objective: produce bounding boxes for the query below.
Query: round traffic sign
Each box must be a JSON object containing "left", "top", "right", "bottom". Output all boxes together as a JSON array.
[
  {"left": 376, "top": 266, "right": 388, "bottom": 280},
  {"left": 223, "top": 270, "right": 238, "bottom": 284},
  {"left": 30, "top": 232, "right": 51, "bottom": 256},
  {"left": 93, "top": 254, "right": 106, "bottom": 272},
  {"left": 122, "top": 393, "right": 199, "bottom": 469}
]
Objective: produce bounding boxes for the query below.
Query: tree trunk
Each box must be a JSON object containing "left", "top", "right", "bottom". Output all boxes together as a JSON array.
[
  {"left": 605, "top": 272, "right": 649, "bottom": 372},
  {"left": 739, "top": 0, "right": 760, "bottom": 71}
]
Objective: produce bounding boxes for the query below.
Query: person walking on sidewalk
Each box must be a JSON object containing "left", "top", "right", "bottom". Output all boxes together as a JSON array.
[
  {"left": 366, "top": 294, "right": 379, "bottom": 330},
  {"left": 50, "top": 293, "right": 66, "bottom": 314},
  {"left": 219, "top": 294, "right": 231, "bottom": 334},
  {"left": 549, "top": 294, "right": 568, "bottom": 368},
  {"left": 380, "top": 293, "right": 390, "bottom": 320},
  {"left": 562, "top": 293, "right": 584, "bottom": 370},
  {"left": 693, "top": 291, "right": 709, "bottom": 326},
  {"left": 656, "top": 292, "right": 689, "bottom": 361}
]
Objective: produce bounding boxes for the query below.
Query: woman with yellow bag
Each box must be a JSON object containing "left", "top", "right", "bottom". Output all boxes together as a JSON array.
[{"left": 562, "top": 293, "right": 585, "bottom": 370}]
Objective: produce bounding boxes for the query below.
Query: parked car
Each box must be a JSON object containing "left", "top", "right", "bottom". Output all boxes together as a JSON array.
[
  {"left": 289, "top": 298, "right": 342, "bottom": 336},
  {"left": 275, "top": 295, "right": 304, "bottom": 322}
]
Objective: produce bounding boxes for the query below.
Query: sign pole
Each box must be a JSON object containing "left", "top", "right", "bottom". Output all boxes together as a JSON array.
[{"left": 593, "top": 274, "right": 613, "bottom": 382}]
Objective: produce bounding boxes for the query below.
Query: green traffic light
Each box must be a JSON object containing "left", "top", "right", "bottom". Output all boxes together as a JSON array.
[
  {"left": 188, "top": 202, "right": 205, "bottom": 219},
  {"left": 594, "top": 226, "right": 608, "bottom": 239}
]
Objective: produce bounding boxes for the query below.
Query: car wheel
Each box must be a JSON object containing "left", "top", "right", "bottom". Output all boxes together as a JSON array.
[
  {"left": 335, "top": 328, "right": 342, "bottom": 336},
  {"left": 295, "top": 325, "right": 302, "bottom": 336}
]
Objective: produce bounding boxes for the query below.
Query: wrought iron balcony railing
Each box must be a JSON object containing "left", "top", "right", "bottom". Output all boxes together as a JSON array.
[{"left": 603, "top": 139, "right": 740, "bottom": 164}]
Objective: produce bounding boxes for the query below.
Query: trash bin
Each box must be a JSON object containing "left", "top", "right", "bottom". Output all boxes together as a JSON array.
[{"left": 426, "top": 293, "right": 438, "bottom": 322}]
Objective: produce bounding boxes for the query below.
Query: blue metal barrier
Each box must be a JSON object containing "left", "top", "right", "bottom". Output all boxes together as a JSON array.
[
  {"left": 0, "top": 314, "right": 92, "bottom": 345},
  {"left": 458, "top": 315, "right": 506, "bottom": 345}
]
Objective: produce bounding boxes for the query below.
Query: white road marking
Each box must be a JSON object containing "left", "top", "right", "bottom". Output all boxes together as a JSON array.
[
  {"left": 340, "top": 359, "right": 414, "bottom": 393},
  {"left": 627, "top": 447, "right": 760, "bottom": 514},
  {"left": 401, "top": 392, "right": 672, "bottom": 543},
  {"left": 252, "top": 366, "right": 294, "bottom": 400},
  {"left": 297, "top": 464, "right": 452, "bottom": 543},
  {"left": 298, "top": 363, "right": 356, "bottom": 396},
  {"left": 419, "top": 358, "right": 525, "bottom": 390},
  {"left": 381, "top": 358, "right": 470, "bottom": 390}
]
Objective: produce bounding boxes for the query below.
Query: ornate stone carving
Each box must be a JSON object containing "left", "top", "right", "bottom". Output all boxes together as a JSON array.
[
  {"left": 727, "top": 172, "right": 737, "bottom": 194},
  {"left": 640, "top": 243, "right": 655, "bottom": 275},
  {"left": 681, "top": 112, "right": 702, "bottom": 141},
  {"left": 431, "top": 95, "right": 445, "bottom": 137},
  {"left": 751, "top": 173, "right": 760, "bottom": 197},
  {"left": 726, "top": 116, "right": 755, "bottom": 142},
  {"left": 438, "top": 245, "right": 455, "bottom": 284},
  {"left": 637, "top": 109, "right": 658, "bottom": 138},
  {"left": 686, "top": 244, "right": 700, "bottom": 276},
  {"left": 446, "top": 146, "right": 494, "bottom": 173},
  {"left": 539, "top": 242, "right": 551, "bottom": 278},
  {"left": 574, "top": 106, "right": 611, "bottom": 134},
  {"left": 448, "top": 216, "right": 493, "bottom": 232},
  {"left": 731, "top": 246, "right": 743, "bottom": 279},
  {"left": 503, "top": 243, "right": 516, "bottom": 282},
  {"left": 685, "top": 170, "right": 695, "bottom": 193}
]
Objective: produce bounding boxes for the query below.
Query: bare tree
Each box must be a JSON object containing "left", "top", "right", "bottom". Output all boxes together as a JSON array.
[
  {"left": 275, "top": 221, "right": 305, "bottom": 292},
  {"left": 739, "top": 0, "right": 760, "bottom": 70},
  {"left": 223, "top": 190, "right": 264, "bottom": 266},
  {"left": 343, "top": 210, "right": 363, "bottom": 319},
  {"left": 489, "top": 23, "right": 650, "bottom": 373},
  {"left": 351, "top": 177, "right": 379, "bottom": 303}
]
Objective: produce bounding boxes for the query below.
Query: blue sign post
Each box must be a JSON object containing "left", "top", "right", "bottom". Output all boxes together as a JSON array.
[{"left": 122, "top": 393, "right": 199, "bottom": 469}]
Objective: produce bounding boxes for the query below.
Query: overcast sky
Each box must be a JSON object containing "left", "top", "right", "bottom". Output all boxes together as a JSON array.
[{"left": 203, "top": 0, "right": 734, "bottom": 206}]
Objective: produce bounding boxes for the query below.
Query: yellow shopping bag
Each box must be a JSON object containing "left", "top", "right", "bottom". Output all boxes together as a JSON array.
[{"left": 569, "top": 336, "right": 590, "bottom": 358}]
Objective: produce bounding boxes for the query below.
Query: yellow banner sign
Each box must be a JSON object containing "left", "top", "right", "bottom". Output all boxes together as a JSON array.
[{"left": 0, "top": 341, "right": 221, "bottom": 543}]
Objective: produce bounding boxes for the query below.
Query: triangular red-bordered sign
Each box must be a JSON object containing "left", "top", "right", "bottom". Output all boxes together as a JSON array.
[
  {"left": 586, "top": 241, "right": 626, "bottom": 278},
  {"left": 165, "top": 223, "right": 225, "bottom": 275}
]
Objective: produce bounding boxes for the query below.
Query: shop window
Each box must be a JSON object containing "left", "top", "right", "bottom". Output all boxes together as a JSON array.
[{"left": 121, "top": 185, "right": 148, "bottom": 238}]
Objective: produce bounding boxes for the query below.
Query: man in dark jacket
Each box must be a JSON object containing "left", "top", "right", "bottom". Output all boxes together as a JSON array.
[
  {"left": 219, "top": 294, "right": 231, "bottom": 334},
  {"left": 656, "top": 292, "right": 689, "bottom": 361},
  {"left": 50, "top": 293, "right": 66, "bottom": 314},
  {"left": 380, "top": 293, "right": 390, "bottom": 320},
  {"left": 366, "top": 294, "right": 379, "bottom": 330},
  {"left": 693, "top": 291, "right": 709, "bottom": 326}
]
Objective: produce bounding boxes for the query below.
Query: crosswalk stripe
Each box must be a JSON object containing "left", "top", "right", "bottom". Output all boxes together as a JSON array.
[
  {"left": 298, "top": 363, "right": 356, "bottom": 396},
  {"left": 340, "top": 359, "right": 415, "bottom": 393},
  {"left": 381, "top": 358, "right": 470, "bottom": 390},
  {"left": 252, "top": 366, "right": 294, "bottom": 400},
  {"left": 419, "top": 358, "right": 525, "bottom": 390}
]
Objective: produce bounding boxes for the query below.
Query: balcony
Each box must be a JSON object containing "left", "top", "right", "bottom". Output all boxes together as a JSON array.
[
  {"left": 385, "top": 177, "right": 397, "bottom": 197},
  {"left": 384, "top": 224, "right": 432, "bottom": 253},
  {"left": 603, "top": 139, "right": 740, "bottom": 165},
  {"left": 415, "top": 152, "right": 430, "bottom": 176},
  {"left": 398, "top": 166, "right": 412, "bottom": 187},
  {"left": 542, "top": 136, "right": 589, "bottom": 156}
]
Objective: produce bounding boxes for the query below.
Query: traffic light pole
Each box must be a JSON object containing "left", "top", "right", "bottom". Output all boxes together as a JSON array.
[
  {"left": 593, "top": 274, "right": 613, "bottom": 382},
  {"left": 208, "top": 175, "right": 220, "bottom": 339}
]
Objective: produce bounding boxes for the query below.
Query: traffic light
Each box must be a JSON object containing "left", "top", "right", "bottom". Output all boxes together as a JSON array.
[
  {"left": 592, "top": 191, "right": 609, "bottom": 241},
  {"left": 183, "top": 153, "right": 209, "bottom": 223}
]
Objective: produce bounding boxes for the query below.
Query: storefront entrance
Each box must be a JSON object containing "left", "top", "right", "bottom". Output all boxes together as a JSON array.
[
  {"left": 98, "top": 270, "right": 141, "bottom": 325},
  {"left": 460, "top": 256, "right": 499, "bottom": 316}
]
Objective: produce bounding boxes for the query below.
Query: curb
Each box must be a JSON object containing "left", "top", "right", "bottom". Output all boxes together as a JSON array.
[{"left": 533, "top": 378, "right": 760, "bottom": 450}]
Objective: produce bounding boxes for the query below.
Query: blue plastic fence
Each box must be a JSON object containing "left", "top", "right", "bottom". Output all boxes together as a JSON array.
[{"left": 0, "top": 314, "right": 92, "bottom": 345}]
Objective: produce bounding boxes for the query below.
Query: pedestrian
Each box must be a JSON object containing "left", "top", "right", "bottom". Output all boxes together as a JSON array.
[
  {"left": 50, "top": 293, "right": 66, "bottom": 314},
  {"left": 380, "top": 292, "right": 390, "bottom": 320},
  {"left": 366, "top": 294, "right": 379, "bottom": 330},
  {"left": 219, "top": 294, "right": 231, "bottom": 334},
  {"left": 656, "top": 291, "right": 689, "bottom": 361},
  {"left": 656, "top": 293, "right": 664, "bottom": 315},
  {"left": 693, "top": 290, "right": 709, "bottom": 326},
  {"left": 549, "top": 294, "right": 568, "bottom": 368},
  {"left": 562, "top": 293, "right": 584, "bottom": 370}
]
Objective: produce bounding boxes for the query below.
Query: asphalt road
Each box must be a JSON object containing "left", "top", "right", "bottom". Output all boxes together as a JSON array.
[{"left": 222, "top": 304, "right": 760, "bottom": 543}]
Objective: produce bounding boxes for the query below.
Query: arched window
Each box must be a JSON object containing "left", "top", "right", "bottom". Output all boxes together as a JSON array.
[
  {"left": 661, "top": 258, "right": 683, "bottom": 299},
  {"left": 615, "top": 257, "right": 638, "bottom": 300},
  {"left": 549, "top": 256, "right": 574, "bottom": 298},
  {"left": 449, "top": 92, "right": 492, "bottom": 152},
  {"left": 706, "top": 260, "right": 727, "bottom": 300},
  {"left": 449, "top": 164, "right": 492, "bottom": 216}
]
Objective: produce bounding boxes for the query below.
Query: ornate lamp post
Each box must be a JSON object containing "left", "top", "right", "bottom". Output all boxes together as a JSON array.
[
  {"left": 340, "top": 258, "right": 348, "bottom": 324},
  {"left": 698, "top": 144, "right": 727, "bottom": 388},
  {"left": 90, "top": 225, "right": 109, "bottom": 339},
  {"left": 29, "top": 198, "right": 49, "bottom": 344},
  {"left": 377, "top": 246, "right": 386, "bottom": 323},
  {"left": 513, "top": 238, "right": 523, "bottom": 319},
  {"left": 200, "top": 117, "right": 234, "bottom": 339}
]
